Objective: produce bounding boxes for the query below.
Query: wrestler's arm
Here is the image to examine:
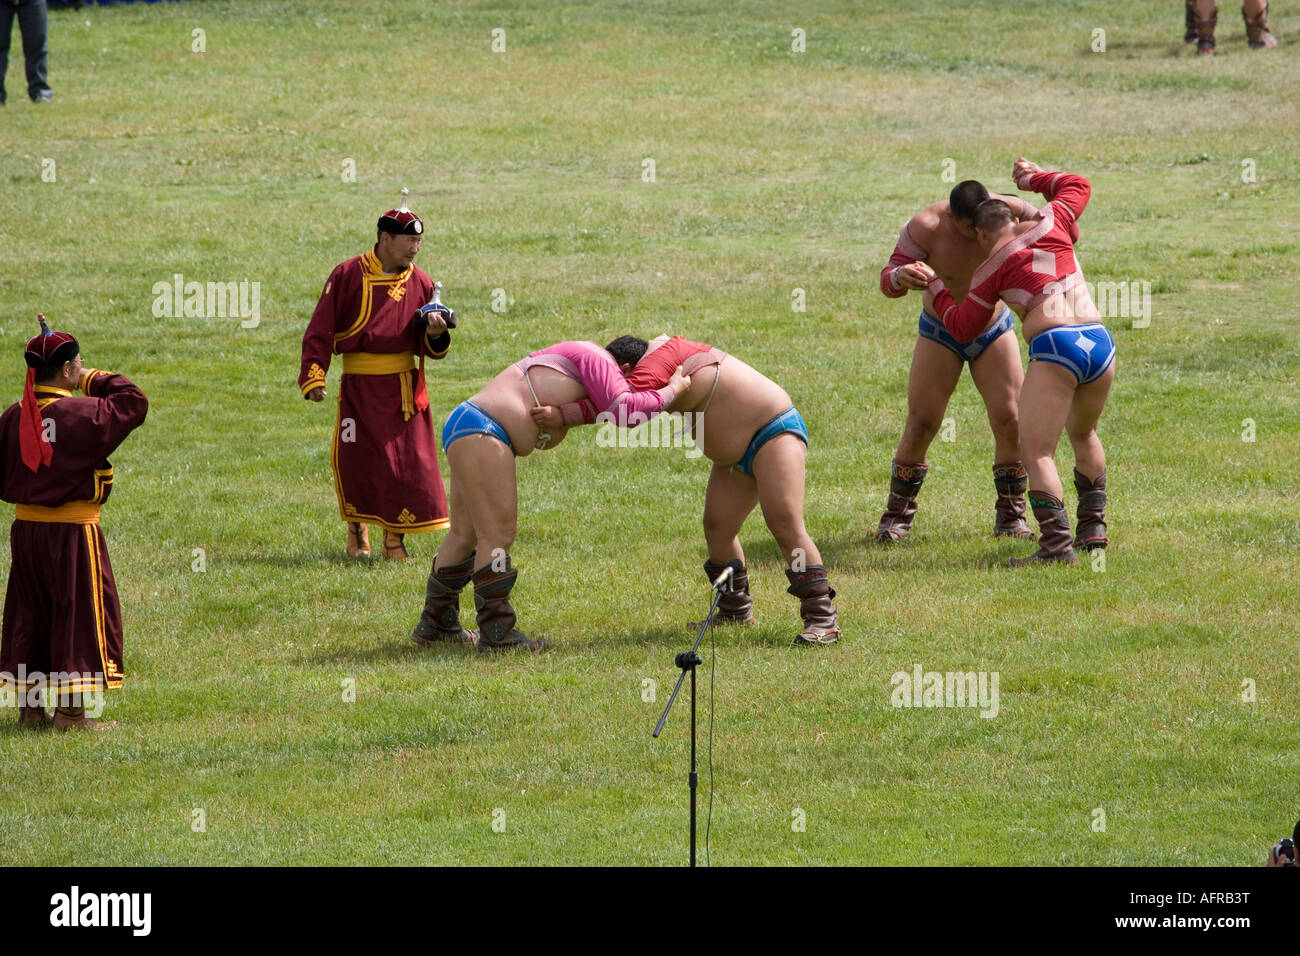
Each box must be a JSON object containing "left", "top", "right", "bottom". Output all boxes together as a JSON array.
[
  {"left": 880, "top": 212, "right": 936, "bottom": 297},
  {"left": 991, "top": 191, "right": 1039, "bottom": 222},
  {"left": 1014, "top": 160, "right": 1091, "bottom": 221},
  {"left": 538, "top": 355, "right": 689, "bottom": 430},
  {"left": 926, "top": 263, "right": 1004, "bottom": 344}
]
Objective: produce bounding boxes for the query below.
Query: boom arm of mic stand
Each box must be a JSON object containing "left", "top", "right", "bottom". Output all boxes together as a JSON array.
[{"left": 652, "top": 582, "right": 726, "bottom": 738}]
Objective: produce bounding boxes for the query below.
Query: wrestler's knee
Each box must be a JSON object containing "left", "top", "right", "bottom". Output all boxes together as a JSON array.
[
  {"left": 901, "top": 412, "right": 941, "bottom": 447},
  {"left": 987, "top": 401, "right": 1020, "bottom": 439},
  {"left": 702, "top": 508, "right": 738, "bottom": 543},
  {"left": 761, "top": 501, "right": 806, "bottom": 546}
]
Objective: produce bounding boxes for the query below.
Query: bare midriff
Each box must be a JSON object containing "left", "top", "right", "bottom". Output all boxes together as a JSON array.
[
  {"left": 671, "top": 356, "right": 792, "bottom": 467},
  {"left": 468, "top": 364, "right": 583, "bottom": 456}
]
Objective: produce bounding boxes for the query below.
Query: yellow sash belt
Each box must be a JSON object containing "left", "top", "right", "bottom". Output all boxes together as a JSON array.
[
  {"left": 341, "top": 351, "right": 420, "bottom": 420},
  {"left": 16, "top": 501, "right": 102, "bottom": 524}
]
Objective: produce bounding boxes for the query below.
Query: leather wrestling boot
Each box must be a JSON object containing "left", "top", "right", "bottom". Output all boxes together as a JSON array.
[
  {"left": 785, "top": 565, "right": 841, "bottom": 646},
  {"left": 1197, "top": 3, "right": 1218, "bottom": 52},
  {"left": 1244, "top": 2, "right": 1278, "bottom": 47},
  {"left": 411, "top": 552, "right": 478, "bottom": 646},
  {"left": 688, "top": 560, "right": 756, "bottom": 629},
  {"left": 1186, "top": 0, "right": 1201, "bottom": 43},
  {"left": 472, "top": 555, "right": 546, "bottom": 653},
  {"left": 992, "top": 461, "right": 1034, "bottom": 539},
  {"left": 18, "top": 693, "right": 51, "bottom": 729},
  {"left": 1073, "top": 468, "right": 1109, "bottom": 551},
  {"left": 876, "top": 460, "right": 928, "bottom": 542},
  {"left": 1008, "top": 491, "right": 1078, "bottom": 567},
  {"left": 53, "top": 706, "right": 117, "bottom": 732},
  {"left": 383, "top": 531, "right": 409, "bottom": 561},
  {"left": 346, "top": 522, "right": 370, "bottom": 558}
]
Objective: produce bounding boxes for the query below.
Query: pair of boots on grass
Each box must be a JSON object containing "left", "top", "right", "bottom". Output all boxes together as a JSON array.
[
  {"left": 410, "top": 553, "right": 840, "bottom": 650},
  {"left": 18, "top": 693, "right": 115, "bottom": 732},
  {"left": 1186, "top": 0, "right": 1278, "bottom": 53},
  {"left": 346, "top": 522, "right": 411, "bottom": 561},
  {"left": 878, "top": 459, "right": 1108, "bottom": 566}
]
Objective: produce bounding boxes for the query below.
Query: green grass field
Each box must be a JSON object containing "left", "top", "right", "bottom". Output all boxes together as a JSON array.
[{"left": 0, "top": 0, "right": 1297, "bottom": 865}]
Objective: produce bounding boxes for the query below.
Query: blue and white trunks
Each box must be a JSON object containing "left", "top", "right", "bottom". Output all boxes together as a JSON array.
[
  {"left": 734, "top": 407, "right": 808, "bottom": 477},
  {"left": 918, "top": 306, "right": 1015, "bottom": 362},
  {"left": 1028, "top": 323, "right": 1116, "bottom": 385},
  {"left": 442, "top": 400, "right": 515, "bottom": 454}
]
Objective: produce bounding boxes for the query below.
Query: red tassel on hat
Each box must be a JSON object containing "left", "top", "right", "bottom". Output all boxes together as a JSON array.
[{"left": 19, "top": 367, "right": 53, "bottom": 472}]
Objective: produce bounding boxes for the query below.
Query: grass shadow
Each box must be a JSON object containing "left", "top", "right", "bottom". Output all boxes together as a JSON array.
[{"left": 303, "top": 639, "right": 472, "bottom": 666}]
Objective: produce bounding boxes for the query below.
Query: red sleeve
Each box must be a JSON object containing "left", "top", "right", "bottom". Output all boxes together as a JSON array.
[
  {"left": 1018, "top": 171, "right": 1090, "bottom": 231},
  {"left": 879, "top": 223, "right": 930, "bottom": 298},
  {"left": 927, "top": 267, "right": 1003, "bottom": 344},
  {"left": 76, "top": 370, "right": 149, "bottom": 457},
  {"left": 625, "top": 344, "right": 681, "bottom": 391},
  {"left": 299, "top": 263, "right": 347, "bottom": 395}
]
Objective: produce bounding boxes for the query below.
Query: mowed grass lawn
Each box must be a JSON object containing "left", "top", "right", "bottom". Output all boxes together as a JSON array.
[{"left": 0, "top": 0, "right": 1296, "bottom": 865}]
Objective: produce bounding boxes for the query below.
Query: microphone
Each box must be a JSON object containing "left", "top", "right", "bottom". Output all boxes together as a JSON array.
[{"left": 710, "top": 558, "right": 744, "bottom": 592}]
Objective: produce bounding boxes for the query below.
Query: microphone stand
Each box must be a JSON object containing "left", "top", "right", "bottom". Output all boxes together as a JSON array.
[{"left": 653, "top": 569, "right": 731, "bottom": 868}]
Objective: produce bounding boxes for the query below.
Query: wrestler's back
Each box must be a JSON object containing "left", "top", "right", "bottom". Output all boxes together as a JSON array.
[
  {"left": 989, "top": 219, "right": 1103, "bottom": 340},
  {"left": 1022, "top": 283, "right": 1103, "bottom": 341},
  {"left": 676, "top": 356, "right": 793, "bottom": 467},
  {"left": 470, "top": 365, "right": 583, "bottom": 455}
]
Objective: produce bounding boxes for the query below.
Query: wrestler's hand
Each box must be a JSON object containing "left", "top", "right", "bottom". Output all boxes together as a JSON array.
[
  {"left": 667, "top": 365, "right": 692, "bottom": 398},
  {"left": 893, "top": 263, "right": 932, "bottom": 291},
  {"left": 530, "top": 404, "right": 564, "bottom": 430},
  {"left": 1013, "top": 157, "right": 1044, "bottom": 188},
  {"left": 908, "top": 262, "right": 937, "bottom": 285},
  {"left": 305, "top": 387, "right": 326, "bottom": 402}
]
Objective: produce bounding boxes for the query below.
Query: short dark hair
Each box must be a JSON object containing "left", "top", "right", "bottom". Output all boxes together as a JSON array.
[
  {"left": 605, "top": 335, "right": 649, "bottom": 368},
  {"left": 33, "top": 359, "right": 73, "bottom": 385},
  {"left": 949, "top": 180, "right": 990, "bottom": 223},
  {"left": 973, "top": 199, "right": 1014, "bottom": 233}
]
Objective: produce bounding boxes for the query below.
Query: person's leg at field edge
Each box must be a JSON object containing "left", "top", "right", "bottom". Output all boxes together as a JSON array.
[
  {"left": 1010, "top": 360, "right": 1078, "bottom": 566},
  {"left": 754, "top": 434, "right": 839, "bottom": 645},
  {"left": 877, "top": 335, "right": 963, "bottom": 541}
]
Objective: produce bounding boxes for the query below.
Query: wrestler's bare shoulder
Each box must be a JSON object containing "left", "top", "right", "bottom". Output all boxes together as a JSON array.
[
  {"left": 907, "top": 203, "right": 946, "bottom": 238},
  {"left": 991, "top": 192, "right": 1038, "bottom": 221}
]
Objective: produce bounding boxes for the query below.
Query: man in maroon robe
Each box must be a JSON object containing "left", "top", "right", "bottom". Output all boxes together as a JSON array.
[
  {"left": 0, "top": 317, "right": 148, "bottom": 730},
  {"left": 299, "top": 192, "right": 455, "bottom": 561}
]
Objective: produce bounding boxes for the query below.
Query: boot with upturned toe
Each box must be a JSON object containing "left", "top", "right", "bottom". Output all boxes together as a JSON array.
[
  {"left": 473, "top": 555, "right": 545, "bottom": 653},
  {"left": 1008, "top": 491, "right": 1078, "bottom": 567},
  {"left": 1244, "top": 2, "right": 1278, "bottom": 48},
  {"left": 412, "top": 552, "right": 478, "bottom": 645},
  {"left": 688, "top": 560, "right": 756, "bottom": 629},
  {"left": 785, "top": 565, "right": 841, "bottom": 646},
  {"left": 53, "top": 707, "right": 117, "bottom": 732},
  {"left": 1072, "top": 468, "right": 1109, "bottom": 551},
  {"left": 993, "top": 461, "right": 1034, "bottom": 539},
  {"left": 876, "top": 460, "right": 928, "bottom": 542}
]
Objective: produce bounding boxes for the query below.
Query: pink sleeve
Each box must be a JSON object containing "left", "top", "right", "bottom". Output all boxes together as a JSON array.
[
  {"left": 927, "top": 269, "right": 1002, "bottom": 344},
  {"left": 569, "top": 344, "right": 676, "bottom": 417},
  {"left": 555, "top": 398, "right": 598, "bottom": 426}
]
